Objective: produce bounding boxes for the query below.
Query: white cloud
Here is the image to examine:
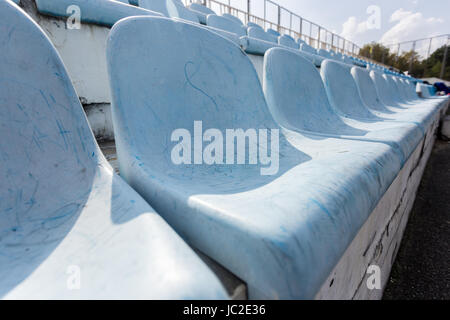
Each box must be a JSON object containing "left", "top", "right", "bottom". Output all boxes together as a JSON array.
[
  {"left": 340, "top": 16, "right": 368, "bottom": 41},
  {"left": 380, "top": 9, "right": 444, "bottom": 57},
  {"left": 389, "top": 8, "right": 413, "bottom": 22}
]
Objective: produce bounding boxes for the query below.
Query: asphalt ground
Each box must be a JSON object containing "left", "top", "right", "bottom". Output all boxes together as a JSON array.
[{"left": 383, "top": 137, "right": 450, "bottom": 300}]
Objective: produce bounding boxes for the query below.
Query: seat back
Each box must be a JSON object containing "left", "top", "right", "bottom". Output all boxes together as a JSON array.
[
  {"left": 207, "top": 14, "right": 246, "bottom": 36},
  {"left": 392, "top": 77, "right": 412, "bottom": 103},
  {"left": 384, "top": 75, "right": 405, "bottom": 104},
  {"left": 351, "top": 67, "right": 387, "bottom": 112},
  {"left": 400, "top": 78, "right": 419, "bottom": 101},
  {"left": 138, "top": 0, "right": 199, "bottom": 23},
  {"left": 300, "top": 43, "right": 317, "bottom": 55},
  {"left": 248, "top": 26, "right": 277, "bottom": 43},
  {"left": 405, "top": 80, "right": 420, "bottom": 99},
  {"left": 0, "top": 0, "right": 99, "bottom": 253},
  {"left": 246, "top": 21, "right": 263, "bottom": 31},
  {"left": 107, "top": 17, "right": 279, "bottom": 170},
  {"left": 369, "top": 70, "right": 397, "bottom": 107},
  {"left": 320, "top": 60, "right": 378, "bottom": 119},
  {"left": 36, "top": 0, "right": 161, "bottom": 27},
  {"left": 263, "top": 48, "right": 356, "bottom": 135},
  {"left": 188, "top": 2, "right": 215, "bottom": 15},
  {"left": 279, "top": 34, "right": 299, "bottom": 49},
  {"left": 222, "top": 13, "right": 243, "bottom": 26},
  {"left": 266, "top": 28, "right": 281, "bottom": 38},
  {"left": 317, "top": 49, "right": 333, "bottom": 60}
]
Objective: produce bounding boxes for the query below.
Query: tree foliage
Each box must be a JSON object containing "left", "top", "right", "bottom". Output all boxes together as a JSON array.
[{"left": 359, "top": 42, "right": 450, "bottom": 81}]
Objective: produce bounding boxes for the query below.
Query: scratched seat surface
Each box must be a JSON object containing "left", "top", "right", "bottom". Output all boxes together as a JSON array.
[
  {"left": 0, "top": 1, "right": 227, "bottom": 299},
  {"left": 35, "top": 0, "right": 162, "bottom": 27},
  {"left": 107, "top": 16, "right": 406, "bottom": 299},
  {"left": 320, "top": 59, "right": 426, "bottom": 163}
]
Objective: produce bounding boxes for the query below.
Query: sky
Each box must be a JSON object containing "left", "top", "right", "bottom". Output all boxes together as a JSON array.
[{"left": 215, "top": 0, "right": 450, "bottom": 58}]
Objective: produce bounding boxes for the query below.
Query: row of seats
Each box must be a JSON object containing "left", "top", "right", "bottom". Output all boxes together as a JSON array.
[
  {"left": 34, "top": 0, "right": 364, "bottom": 67},
  {"left": 2, "top": 0, "right": 448, "bottom": 299},
  {"left": 34, "top": 0, "right": 416, "bottom": 77},
  {"left": 107, "top": 16, "right": 447, "bottom": 299}
]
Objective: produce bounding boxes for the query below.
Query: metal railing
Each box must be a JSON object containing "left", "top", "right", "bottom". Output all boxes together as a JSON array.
[
  {"left": 182, "top": 1, "right": 449, "bottom": 76},
  {"left": 183, "top": 0, "right": 362, "bottom": 56},
  {"left": 383, "top": 34, "right": 449, "bottom": 77}
]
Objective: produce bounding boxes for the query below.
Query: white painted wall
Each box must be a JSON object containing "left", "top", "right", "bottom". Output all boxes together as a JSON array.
[{"left": 37, "top": 18, "right": 111, "bottom": 104}]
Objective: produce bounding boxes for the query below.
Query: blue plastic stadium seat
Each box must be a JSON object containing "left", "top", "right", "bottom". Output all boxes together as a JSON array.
[
  {"left": 107, "top": 16, "right": 410, "bottom": 299},
  {"left": 352, "top": 68, "right": 439, "bottom": 129},
  {"left": 295, "top": 45, "right": 324, "bottom": 67},
  {"left": 278, "top": 34, "right": 299, "bottom": 49},
  {"left": 246, "top": 21, "right": 263, "bottom": 30},
  {"left": 0, "top": 1, "right": 227, "bottom": 299},
  {"left": 371, "top": 72, "right": 442, "bottom": 113},
  {"left": 239, "top": 27, "right": 281, "bottom": 55},
  {"left": 206, "top": 14, "right": 246, "bottom": 37},
  {"left": 266, "top": 28, "right": 281, "bottom": 38},
  {"left": 138, "top": 0, "right": 199, "bottom": 23},
  {"left": 320, "top": 60, "right": 425, "bottom": 163},
  {"left": 188, "top": 2, "right": 216, "bottom": 24},
  {"left": 35, "top": 0, "right": 162, "bottom": 27},
  {"left": 342, "top": 54, "right": 354, "bottom": 65},
  {"left": 296, "top": 38, "right": 306, "bottom": 46},
  {"left": 266, "top": 48, "right": 426, "bottom": 165},
  {"left": 247, "top": 26, "right": 278, "bottom": 43},
  {"left": 300, "top": 42, "right": 317, "bottom": 54},
  {"left": 222, "top": 13, "right": 244, "bottom": 26},
  {"left": 317, "top": 48, "right": 333, "bottom": 60}
]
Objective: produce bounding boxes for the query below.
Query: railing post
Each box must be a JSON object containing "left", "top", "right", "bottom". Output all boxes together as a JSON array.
[
  {"left": 317, "top": 26, "right": 321, "bottom": 49},
  {"left": 263, "top": 0, "right": 266, "bottom": 30},
  {"left": 440, "top": 36, "right": 449, "bottom": 79},
  {"left": 427, "top": 37, "right": 433, "bottom": 59},
  {"left": 247, "top": 0, "right": 251, "bottom": 24},
  {"left": 309, "top": 23, "right": 312, "bottom": 46},
  {"left": 409, "top": 41, "right": 416, "bottom": 74},
  {"left": 289, "top": 12, "right": 292, "bottom": 36},
  {"left": 299, "top": 17, "right": 302, "bottom": 38},
  {"left": 277, "top": 5, "right": 281, "bottom": 32}
]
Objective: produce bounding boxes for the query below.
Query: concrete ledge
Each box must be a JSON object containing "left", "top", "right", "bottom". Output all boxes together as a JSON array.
[{"left": 316, "top": 113, "right": 440, "bottom": 299}]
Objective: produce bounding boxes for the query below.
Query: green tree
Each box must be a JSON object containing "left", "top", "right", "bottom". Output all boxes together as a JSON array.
[
  {"left": 359, "top": 42, "right": 449, "bottom": 81},
  {"left": 359, "top": 42, "right": 395, "bottom": 66},
  {"left": 422, "top": 45, "right": 450, "bottom": 80}
]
